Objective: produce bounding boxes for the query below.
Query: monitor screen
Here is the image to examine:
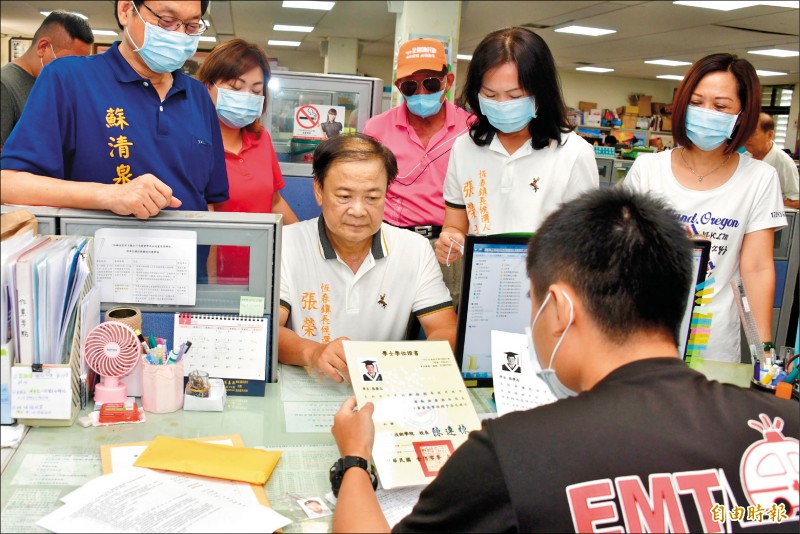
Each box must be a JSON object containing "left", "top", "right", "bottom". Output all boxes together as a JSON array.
[
  {"left": 455, "top": 235, "right": 532, "bottom": 387},
  {"left": 679, "top": 239, "right": 711, "bottom": 360}
]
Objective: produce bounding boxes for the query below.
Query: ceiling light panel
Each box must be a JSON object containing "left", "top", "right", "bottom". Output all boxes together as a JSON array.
[
  {"left": 756, "top": 69, "right": 787, "bottom": 76},
  {"left": 576, "top": 66, "right": 615, "bottom": 73},
  {"left": 268, "top": 40, "right": 302, "bottom": 47},
  {"left": 645, "top": 59, "right": 692, "bottom": 66},
  {"left": 748, "top": 48, "right": 799, "bottom": 57},
  {"left": 282, "top": 1, "right": 335, "bottom": 10},
  {"left": 657, "top": 75, "right": 685, "bottom": 80},
  {"left": 555, "top": 25, "right": 616, "bottom": 36},
  {"left": 273, "top": 24, "right": 315, "bottom": 32}
]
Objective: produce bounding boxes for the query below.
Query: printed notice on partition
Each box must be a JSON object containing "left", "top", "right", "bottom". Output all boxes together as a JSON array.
[{"left": 94, "top": 229, "right": 197, "bottom": 306}]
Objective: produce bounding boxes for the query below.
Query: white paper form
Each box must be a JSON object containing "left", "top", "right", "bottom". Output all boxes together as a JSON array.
[
  {"left": 10, "top": 366, "right": 71, "bottom": 419},
  {"left": 344, "top": 340, "right": 482, "bottom": 489},
  {"left": 37, "top": 467, "right": 292, "bottom": 533},
  {"left": 94, "top": 228, "right": 197, "bottom": 306},
  {"left": 11, "top": 453, "right": 99, "bottom": 486},
  {"left": 263, "top": 445, "right": 338, "bottom": 503},
  {"left": 278, "top": 364, "right": 352, "bottom": 402},
  {"left": 490, "top": 330, "right": 557, "bottom": 416},
  {"left": 78, "top": 286, "right": 100, "bottom": 377},
  {"left": 1, "top": 488, "right": 62, "bottom": 533},
  {"left": 282, "top": 401, "right": 340, "bottom": 433},
  {"left": 376, "top": 485, "right": 424, "bottom": 528},
  {"left": 104, "top": 439, "right": 262, "bottom": 508}
]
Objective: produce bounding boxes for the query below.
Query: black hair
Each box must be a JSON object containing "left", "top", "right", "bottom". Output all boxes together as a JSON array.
[
  {"left": 327, "top": 108, "right": 337, "bottom": 116},
  {"left": 459, "top": 27, "right": 573, "bottom": 150},
  {"left": 33, "top": 11, "right": 94, "bottom": 46},
  {"left": 527, "top": 188, "right": 693, "bottom": 345},
  {"left": 312, "top": 133, "right": 398, "bottom": 189},
  {"left": 115, "top": 1, "right": 210, "bottom": 30}
]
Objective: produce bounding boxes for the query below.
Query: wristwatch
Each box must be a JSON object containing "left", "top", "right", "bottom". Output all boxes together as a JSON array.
[{"left": 330, "top": 456, "right": 377, "bottom": 497}]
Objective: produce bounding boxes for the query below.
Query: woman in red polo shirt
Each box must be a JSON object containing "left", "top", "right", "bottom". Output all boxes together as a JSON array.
[{"left": 197, "top": 39, "right": 298, "bottom": 284}]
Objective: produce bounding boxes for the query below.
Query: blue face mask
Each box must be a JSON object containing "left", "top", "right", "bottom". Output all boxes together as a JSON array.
[
  {"left": 528, "top": 290, "right": 577, "bottom": 399},
  {"left": 685, "top": 105, "right": 739, "bottom": 152},
  {"left": 215, "top": 85, "right": 265, "bottom": 129},
  {"left": 127, "top": 4, "right": 199, "bottom": 73},
  {"left": 478, "top": 94, "right": 537, "bottom": 134},
  {"left": 405, "top": 90, "right": 445, "bottom": 119}
]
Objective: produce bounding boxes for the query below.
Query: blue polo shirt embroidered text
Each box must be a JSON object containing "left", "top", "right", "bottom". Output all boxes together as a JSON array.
[{"left": 0, "top": 42, "right": 228, "bottom": 211}]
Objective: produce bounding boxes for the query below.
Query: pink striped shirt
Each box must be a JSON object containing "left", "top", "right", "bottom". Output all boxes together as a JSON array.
[{"left": 364, "top": 100, "right": 473, "bottom": 227}]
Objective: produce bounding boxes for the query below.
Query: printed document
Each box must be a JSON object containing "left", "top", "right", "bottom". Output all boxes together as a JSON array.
[
  {"left": 94, "top": 228, "right": 196, "bottom": 306},
  {"left": 491, "top": 330, "right": 557, "bottom": 416},
  {"left": 37, "top": 467, "right": 292, "bottom": 533},
  {"left": 343, "top": 340, "right": 481, "bottom": 489}
]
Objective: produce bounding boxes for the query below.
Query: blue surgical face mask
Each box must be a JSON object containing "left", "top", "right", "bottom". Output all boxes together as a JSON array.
[
  {"left": 405, "top": 90, "right": 445, "bottom": 119},
  {"left": 214, "top": 85, "right": 265, "bottom": 129},
  {"left": 478, "top": 94, "right": 537, "bottom": 134},
  {"left": 126, "top": 3, "right": 199, "bottom": 73},
  {"left": 685, "top": 105, "right": 739, "bottom": 152},
  {"left": 528, "top": 290, "right": 577, "bottom": 399}
]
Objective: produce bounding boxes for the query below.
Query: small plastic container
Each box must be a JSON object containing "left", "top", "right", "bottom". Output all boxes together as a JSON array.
[
  {"left": 186, "top": 370, "right": 210, "bottom": 398},
  {"left": 141, "top": 358, "right": 184, "bottom": 413}
]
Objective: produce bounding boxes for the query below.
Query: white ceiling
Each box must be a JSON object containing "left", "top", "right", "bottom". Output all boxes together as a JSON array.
[{"left": 1, "top": 0, "right": 798, "bottom": 84}]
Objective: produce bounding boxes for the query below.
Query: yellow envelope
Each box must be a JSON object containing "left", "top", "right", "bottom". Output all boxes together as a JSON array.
[{"left": 133, "top": 435, "right": 281, "bottom": 485}]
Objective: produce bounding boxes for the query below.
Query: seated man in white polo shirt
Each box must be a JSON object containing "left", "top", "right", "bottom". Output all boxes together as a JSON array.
[{"left": 278, "top": 133, "right": 457, "bottom": 382}]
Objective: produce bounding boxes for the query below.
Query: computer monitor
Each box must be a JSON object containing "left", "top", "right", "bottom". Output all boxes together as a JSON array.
[
  {"left": 679, "top": 239, "right": 711, "bottom": 360},
  {"left": 455, "top": 234, "right": 532, "bottom": 387}
]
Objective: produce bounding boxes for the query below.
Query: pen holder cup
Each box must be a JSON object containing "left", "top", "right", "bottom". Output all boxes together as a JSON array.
[{"left": 141, "top": 359, "right": 184, "bottom": 414}]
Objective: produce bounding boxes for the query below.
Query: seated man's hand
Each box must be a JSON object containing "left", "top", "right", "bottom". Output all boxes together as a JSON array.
[
  {"left": 435, "top": 229, "right": 465, "bottom": 266},
  {"left": 107, "top": 173, "right": 182, "bottom": 219},
  {"left": 309, "top": 336, "right": 351, "bottom": 383},
  {"left": 333, "top": 397, "right": 375, "bottom": 459}
]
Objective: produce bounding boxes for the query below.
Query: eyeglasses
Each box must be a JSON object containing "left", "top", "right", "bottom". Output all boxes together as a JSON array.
[
  {"left": 139, "top": 3, "right": 207, "bottom": 36},
  {"left": 396, "top": 76, "right": 446, "bottom": 97}
]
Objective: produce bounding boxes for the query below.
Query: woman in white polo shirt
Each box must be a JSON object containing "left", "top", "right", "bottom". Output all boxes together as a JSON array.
[{"left": 435, "top": 27, "right": 598, "bottom": 265}]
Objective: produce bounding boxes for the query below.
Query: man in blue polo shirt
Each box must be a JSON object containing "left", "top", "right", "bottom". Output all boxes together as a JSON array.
[{"left": 0, "top": 0, "right": 227, "bottom": 220}]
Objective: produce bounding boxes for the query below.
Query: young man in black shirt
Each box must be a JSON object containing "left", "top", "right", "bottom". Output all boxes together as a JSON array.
[{"left": 330, "top": 188, "right": 799, "bottom": 533}]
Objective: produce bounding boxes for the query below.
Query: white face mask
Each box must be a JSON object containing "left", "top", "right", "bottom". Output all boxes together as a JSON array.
[
  {"left": 40, "top": 44, "right": 57, "bottom": 69},
  {"left": 528, "top": 290, "right": 578, "bottom": 399}
]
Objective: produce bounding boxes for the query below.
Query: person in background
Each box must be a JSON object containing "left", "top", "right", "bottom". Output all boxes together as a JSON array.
[
  {"left": 0, "top": 11, "right": 94, "bottom": 147},
  {"left": 321, "top": 108, "right": 344, "bottom": 138},
  {"left": 624, "top": 53, "right": 786, "bottom": 363},
  {"left": 0, "top": 0, "right": 227, "bottom": 220},
  {"left": 744, "top": 112, "right": 800, "bottom": 209},
  {"left": 196, "top": 39, "right": 298, "bottom": 284},
  {"left": 278, "top": 134, "right": 456, "bottom": 383},
  {"left": 603, "top": 134, "right": 618, "bottom": 147},
  {"left": 435, "top": 27, "right": 598, "bottom": 267},
  {"left": 364, "top": 38, "right": 472, "bottom": 307},
  {"left": 330, "top": 188, "right": 799, "bottom": 533}
]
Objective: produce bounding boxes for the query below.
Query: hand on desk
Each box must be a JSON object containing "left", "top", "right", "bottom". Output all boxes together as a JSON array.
[
  {"left": 333, "top": 397, "right": 375, "bottom": 459},
  {"left": 105, "top": 173, "right": 182, "bottom": 220},
  {"left": 309, "top": 336, "right": 351, "bottom": 383}
]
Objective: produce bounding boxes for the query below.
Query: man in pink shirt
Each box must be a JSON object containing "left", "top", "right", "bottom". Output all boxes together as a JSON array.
[{"left": 364, "top": 38, "right": 472, "bottom": 308}]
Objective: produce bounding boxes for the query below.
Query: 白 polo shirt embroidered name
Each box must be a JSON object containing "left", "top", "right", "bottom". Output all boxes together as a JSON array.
[
  {"left": 0, "top": 41, "right": 228, "bottom": 211},
  {"left": 443, "top": 131, "right": 598, "bottom": 234},
  {"left": 280, "top": 217, "right": 452, "bottom": 343}
]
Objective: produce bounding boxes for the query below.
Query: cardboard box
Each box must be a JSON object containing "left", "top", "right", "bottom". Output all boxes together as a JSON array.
[
  {"left": 662, "top": 116, "right": 672, "bottom": 131},
  {"left": 579, "top": 101, "right": 597, "bottom": 113},
  {"left": 651, "top": 102, "right": 667, "bottom": 115},
  {"left": 617, "top": 105, "right": 638, "bottom": 116},
  {"left": 622, "top": 115, "right": 638, "bottom": 130},
  {"left": 636, "top": 96, "right": 652, "bottom": 116}
]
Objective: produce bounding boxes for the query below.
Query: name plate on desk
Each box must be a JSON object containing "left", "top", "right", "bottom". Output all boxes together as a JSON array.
[{"left": 10, "top": 366, "right": 71, "bottom": 419}]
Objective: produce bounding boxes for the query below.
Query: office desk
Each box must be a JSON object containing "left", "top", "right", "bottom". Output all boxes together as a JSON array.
[
  {"left": 0, "top": 385, "right": 496, "bottom": 533},
  {"left": 0, "top": 385, "right": 338, "bottom": 533}
]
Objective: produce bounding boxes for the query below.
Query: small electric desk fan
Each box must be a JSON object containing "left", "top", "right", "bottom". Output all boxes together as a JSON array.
[{"left": 84, "top": 322, "right": 141, "bottom": 403}]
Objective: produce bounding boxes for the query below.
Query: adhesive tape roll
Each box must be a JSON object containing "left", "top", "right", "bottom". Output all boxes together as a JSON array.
[{"left": 104, "top": 306, "right": 143, "bottom": 334}]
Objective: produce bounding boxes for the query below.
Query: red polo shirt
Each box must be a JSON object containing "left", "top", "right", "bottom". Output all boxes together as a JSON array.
[{"left": 214, "top": 128, "right": 285, "bottom": 284}]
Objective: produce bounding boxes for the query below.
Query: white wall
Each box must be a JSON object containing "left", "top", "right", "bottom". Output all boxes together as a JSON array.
[{"left": 558, "top": 71, "right": 679, "bottom": 111}]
